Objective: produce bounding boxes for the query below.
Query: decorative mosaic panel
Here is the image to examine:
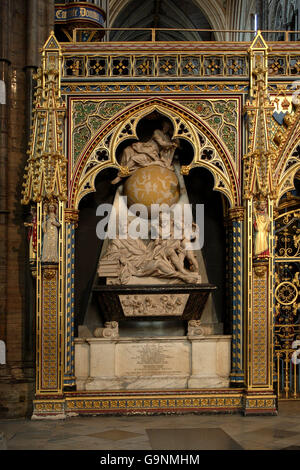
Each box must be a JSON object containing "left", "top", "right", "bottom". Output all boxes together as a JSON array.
[
  {"left": 244, "top": 395, "right": 277, "bottom": 415},
  {"left": 135, "top": 56, "right": 155, "bottom": 76},
  {"left": 41, "top": 266, "right": 59, "bottom": 390},
  {"left": 62, "top": 83, "right": 249, "bottom": 95},
  {"left": 252, "top": 269, "right": 269, "bottom": 386},
  {"left": 33, "top": 392, "right": 245, "bottom": 417},
  {"left": 176, "top": 98, "right": 239, "bottom": 166},
  {"left": 181, "top": 56, "right": 201, "bottom": 76},
  {"left": 268, "top": 55, "right": 300, "bottom": 76},
  {"left": 71, "top": 99, "right": 132, "bottom": 167},
  {"left": 62, "top": 54, "right": 249, "bottom": 78},
  {"left": 70, "top": 97, "right": 240, "bottom": 208},
  {"left": 65, "top": 395, "right": 243, "bottom": 413}
]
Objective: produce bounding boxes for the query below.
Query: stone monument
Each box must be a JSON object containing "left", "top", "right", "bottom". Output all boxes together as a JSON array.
[{"left": 75, "top": 118, "right": 231, "bottom": 391}]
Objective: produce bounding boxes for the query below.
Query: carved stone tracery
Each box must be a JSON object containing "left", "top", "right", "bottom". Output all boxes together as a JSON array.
[{"left": 72, "top": 101, "right": 239, "bottom": 209}]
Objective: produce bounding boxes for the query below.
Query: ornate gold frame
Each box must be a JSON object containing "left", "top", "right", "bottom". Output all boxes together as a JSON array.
[{"left": 21, "top": 31, "right": 300, "bottom": 418}]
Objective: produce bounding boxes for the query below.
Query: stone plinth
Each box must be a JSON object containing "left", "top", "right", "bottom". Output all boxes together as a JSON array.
[
  {"left": 74, "top": 335, "right": 231, "bottom": 391},
  {"left": 187, "top": 336, "right": 232, "bottom": 388}
]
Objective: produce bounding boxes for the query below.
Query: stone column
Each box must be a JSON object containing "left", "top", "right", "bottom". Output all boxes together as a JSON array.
[
  {"left": 0, "top": 0, "right": 58, "bottom": 419},
  {"left": 227, "top": 207, "right": 245, "bottom": 385},
  {"left": 38, "top": 264, "right": 60, "bottom": 391},
  {"left": 244, "top": 199, "right": 277, "bottom": 415},
  {"left": 33, "top": 200, "right": 66, "bottom": 419},
  {"left": 64, "top": 209, "right": 79, "bottom": 388},
  {"left": 0, "top": 0, "right": 10, "bottom": 346},
  {"left": 0, "top": 0, "right": 35, "bottom": 418}
]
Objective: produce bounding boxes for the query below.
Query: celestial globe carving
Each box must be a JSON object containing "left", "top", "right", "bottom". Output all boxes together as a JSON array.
[{"left": 123, "top": 165, "right": 180, "bottom": 209}]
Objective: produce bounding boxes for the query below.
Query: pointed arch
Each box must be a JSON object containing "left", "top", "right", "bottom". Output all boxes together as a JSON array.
[
  {"left": 274, "top": 104, "right": 300, "bottom": 204},
  {"left": 276, "top": 138, "right": 300, "bottom": 204},
  {"left": 69, "top": 98, "right": 240, "bottom": 209}
]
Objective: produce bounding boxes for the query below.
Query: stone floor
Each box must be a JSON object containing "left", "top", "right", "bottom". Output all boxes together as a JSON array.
[{"left": 1, "top": 402, "right": 300, "bottom": 450}]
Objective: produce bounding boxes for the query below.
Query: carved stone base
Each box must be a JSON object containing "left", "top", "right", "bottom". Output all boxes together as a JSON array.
[
  {"left": 243, "top": 391, "right": 277, "bottom": 416},
  {"left": 32, "top": 399, "right": 66, "bottom": 420},
  {"left": 74, "top": 335, "right": 232, "bottom": 391},
  {"left": 32, "top": 389, "right": 245, "bottom": 418}
]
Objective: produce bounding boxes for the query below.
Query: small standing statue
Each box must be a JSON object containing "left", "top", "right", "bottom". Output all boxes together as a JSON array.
[
  {"left": 24, "top": 205, "right": 37, "bottom": 264},
  {"left": 42, "top": 201, "right": 61, "bottom": 263},
  {"left": 253, "top": 199, "right": 270, "bottom": 258}
]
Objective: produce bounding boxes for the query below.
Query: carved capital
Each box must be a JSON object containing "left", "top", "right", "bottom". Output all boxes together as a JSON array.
[
  {"left": 31, "top": 269, "right": 37, "bottom": 278},
  {"left": 43, "top": 265, "right": 58, "bottom": 279},
  {"left": 65, "top": 209, "right": 79, "bottom": 226},
  {"left": 181, "top": 165, "right": 191, "bottom": 175},
  {"left": 253, "top": 261, "right": 268, "bottom": 278},
  {"left": 228, "top": 206, "right": 245, "bottom": 222}
]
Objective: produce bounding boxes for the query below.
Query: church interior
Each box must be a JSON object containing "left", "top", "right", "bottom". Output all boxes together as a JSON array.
[{"left": 1, "top": 0, "right": 300, "bottom": 451}]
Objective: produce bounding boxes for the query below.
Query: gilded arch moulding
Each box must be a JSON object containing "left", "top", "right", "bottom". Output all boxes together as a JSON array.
[
  {"left": 276, "top": 142, "right": 300, "bottom": 204},
  {"left": 274, "top": 122, "right": 300, "bottom": 204},
  {"left": 69, "top": 98, "right": 240, "bottom": 209}
]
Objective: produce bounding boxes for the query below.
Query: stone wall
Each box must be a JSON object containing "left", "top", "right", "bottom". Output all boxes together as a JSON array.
[{"left": 0, "top": 0, "right": 54, "bottom": 419}]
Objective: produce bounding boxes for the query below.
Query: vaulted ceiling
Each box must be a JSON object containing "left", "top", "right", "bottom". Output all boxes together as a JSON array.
[
  {"left": 110, "top": 0, "right": 214, "bottom": 41},
  {"left": 109, "top": 0, "right": 257, "bottom": 41}
]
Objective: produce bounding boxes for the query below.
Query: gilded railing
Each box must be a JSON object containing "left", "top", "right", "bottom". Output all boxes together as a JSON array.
[
  {"left": 61, "top": 53, "right": 300, "bottom": 79},
  {"left": 56, "top": 28, "right": 300, "bottom": 79},
  {"left": 274, "top": 209, "right": 300, "bottom": 399},
  {"left": 69, "top": 28, "right": 300, "bottom": 43},
  {"left": 62, "top": 53, "right": 249, "bottom": 78}
]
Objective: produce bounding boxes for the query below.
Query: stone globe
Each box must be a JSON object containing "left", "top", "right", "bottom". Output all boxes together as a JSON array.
[{"left": 123, "top": 165, "right": 180, "bottom": 209}]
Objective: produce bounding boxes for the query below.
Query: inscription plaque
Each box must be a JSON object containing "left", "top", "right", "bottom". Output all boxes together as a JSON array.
[{"left": 116, "top": 341, "right": 190, "bottom": 377}]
